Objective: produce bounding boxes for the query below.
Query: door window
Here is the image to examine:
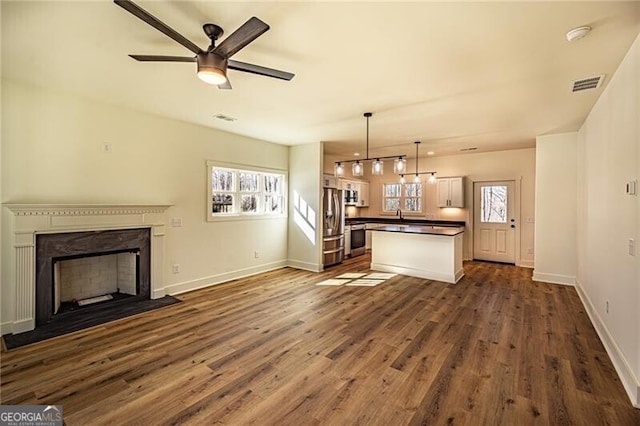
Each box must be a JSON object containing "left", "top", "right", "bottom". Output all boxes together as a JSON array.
[{"left": 480, "top": 186, "right": 507, "bottom": 223}]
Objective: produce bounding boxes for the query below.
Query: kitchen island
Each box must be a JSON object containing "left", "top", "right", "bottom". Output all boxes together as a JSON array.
[{"left": 370, "top": 225, "right": 464, "bottom": 284}]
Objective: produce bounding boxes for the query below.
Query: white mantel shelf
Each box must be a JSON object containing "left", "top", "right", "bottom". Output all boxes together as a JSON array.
[
  {"left": 4, "top": 204, "right": 172, "bottom": 216},
  {"left": 2, "top": 203, "right": 172, "bottom": 335}
]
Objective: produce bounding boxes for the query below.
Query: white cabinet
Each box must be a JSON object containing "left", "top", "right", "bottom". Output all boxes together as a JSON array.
[
  {"left": 339, "top": 179, "right": 369, "bottom": 207},
  {"left": 358, "top": 181, "right": 369, "bottom": 207},
  {"left": 437, "top": 177, "right": 464, "bottom": 207},
  {"left": 323, "top": 175, "right": 338, "bottom": 188}
]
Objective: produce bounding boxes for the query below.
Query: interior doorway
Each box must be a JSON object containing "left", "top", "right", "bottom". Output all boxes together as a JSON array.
[{"left": 473, "top": 180, "right": 516, "bottom": 264}]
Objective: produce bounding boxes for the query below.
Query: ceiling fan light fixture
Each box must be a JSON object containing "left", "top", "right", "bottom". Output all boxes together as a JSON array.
[{"left": 197, "top": 53, "right": 227, "bottom": 85}]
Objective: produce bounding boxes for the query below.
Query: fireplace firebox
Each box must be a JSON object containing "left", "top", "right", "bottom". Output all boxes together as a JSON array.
[{"left": 35, "top": 228, "right": 151, "bottom": 326}]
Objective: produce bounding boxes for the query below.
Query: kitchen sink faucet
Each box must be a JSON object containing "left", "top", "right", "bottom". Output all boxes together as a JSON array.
[{"left": 396, "top": 209, "right": 404, "bottom": 220}]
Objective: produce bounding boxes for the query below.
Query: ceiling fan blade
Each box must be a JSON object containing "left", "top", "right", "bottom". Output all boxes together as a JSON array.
[
  {"left": 228, "top": 60, "right": 294, "bottom": 81},
  {"left": 213, "top": 17, "right": 269, "bottom": 59},
  {"left": 218, "top": 79, "right": 233, "bottom": 90},
  {"left": 129, "top": 55, "right": 196, "bottom": 62},
  {"left": 114, "top": 0, "right": 204, "bottom": 55}
]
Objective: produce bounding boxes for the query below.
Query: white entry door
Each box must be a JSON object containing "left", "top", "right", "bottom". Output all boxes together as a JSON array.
[{"left": 473, "top": 181, "right": 516, "bottom": 263}]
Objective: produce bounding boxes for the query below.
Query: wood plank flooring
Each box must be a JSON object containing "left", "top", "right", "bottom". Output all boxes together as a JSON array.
[{"left": 2, "top": 255, "right": 639, "bottom": 425}]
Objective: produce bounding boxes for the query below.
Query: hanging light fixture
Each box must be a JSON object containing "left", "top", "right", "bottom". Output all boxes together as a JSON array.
[
  {"left": 372, "top": 158, "right": 383, "bottom": 175},
  {"left": 393, "top": 157, "right": 406, "bottom": 174},
  {"left": 334, "top": 112, "right": 407, "bottom": 178},
  {"left": 399, "top": 140, "right": 437, "bottom": 184},
  {"left": 352, "top": 161, "right": 364, "bottom": 177}
]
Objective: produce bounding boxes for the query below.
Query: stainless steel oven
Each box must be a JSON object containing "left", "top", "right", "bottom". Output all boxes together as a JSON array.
[{"left": 350, "top": 223, "right": 366, "bottom": 256}]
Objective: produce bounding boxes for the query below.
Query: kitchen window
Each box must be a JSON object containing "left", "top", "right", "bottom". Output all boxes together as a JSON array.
[
  {"left": 382, "top": 182, "right": 422, "bottom": 213},
  {"left": 207, "top": 161, "right": 287, "bottom": 220}
]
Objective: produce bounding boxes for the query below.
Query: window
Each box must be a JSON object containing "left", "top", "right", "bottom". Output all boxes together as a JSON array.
[
  {"left": 480, "top": 185, "right": 507, "bottom": 223},
  {"left": 208, "top": 162, "right": 287, "bottom": 220},
  {"left": 382, "top": 182, "right": 423, "bottom": 213}
]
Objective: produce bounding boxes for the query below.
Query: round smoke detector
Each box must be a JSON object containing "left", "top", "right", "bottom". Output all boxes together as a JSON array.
[{"left": 566, "top": 26, "right": 591, "bottom": 42}]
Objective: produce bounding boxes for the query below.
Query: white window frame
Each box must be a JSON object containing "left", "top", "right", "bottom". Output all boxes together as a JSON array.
[
  {"left": 207, "top": 161, "right": 287, "bottom": 222},
  {"left": 381, "top": 180, "right": 424, "bottom": 215}
]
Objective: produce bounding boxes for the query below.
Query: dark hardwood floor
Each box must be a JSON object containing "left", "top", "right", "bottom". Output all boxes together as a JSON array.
[{"left": 2, "top": 255, "right": 639, "bottom": 425}]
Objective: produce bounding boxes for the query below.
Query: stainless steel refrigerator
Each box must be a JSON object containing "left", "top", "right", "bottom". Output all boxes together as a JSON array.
[{"left": 322, "top": 186, "right": 345, "bottom": 267}]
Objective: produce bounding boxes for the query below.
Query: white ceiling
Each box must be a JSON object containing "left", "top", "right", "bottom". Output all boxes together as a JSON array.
[{"left": 2, "top": 1, "right": 639, "bottom": 159}]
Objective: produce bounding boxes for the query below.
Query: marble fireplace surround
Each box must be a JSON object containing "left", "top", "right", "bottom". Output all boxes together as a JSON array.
[{"left": 3, "top": 204, "right": 171, "bottom": 334}]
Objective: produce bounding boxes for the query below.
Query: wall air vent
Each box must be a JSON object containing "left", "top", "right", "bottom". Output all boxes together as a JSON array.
[
  {"left": 213, "top": 114, "right": 237, "bottom": 122},
  {"left": 459, "top": 147, "right": 477, "bottom": 152},
  {"left": 571, "top": 74, "right": 605, "bottom": 92}
]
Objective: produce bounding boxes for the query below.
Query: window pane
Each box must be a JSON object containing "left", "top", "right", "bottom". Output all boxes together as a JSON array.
[
  {"left": 404, "top": 198, "right": 421, "bottom": 212},
  {"left": 481, "top": 186, "right": 507, "bottom": 223},
  {"left": 384, "top": 183, "right": 401, "bottom": 197},
  {"left": 264, "top": 175, "right": 281, "bottom": 194},
  {"left": 404, "top": 183, "right": 422, "bottom": 197},
  {"left": 241, "top": 194, "right": 258, "bottom": 213},
  {"left": 212, "top": 169, "right": 234, "bottom": 192},
  {"left": 212, "top": 194, "right": 233, "bottom": 213},
  {"left": 385, "top": 198, "right": 400, "bottom": 211},
  {"left": 239, "top": 172, "right": 259, "bottom": 193},
  {"left": 264, "top": 195, "right": 283, "bottom": 214}
]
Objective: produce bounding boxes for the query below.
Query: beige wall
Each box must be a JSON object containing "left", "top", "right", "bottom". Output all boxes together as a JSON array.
[
  {"left": 325, "top": 148, "right": 536, "bottom": 265},
  {"left": 288, "top": 142, "right": 323, "bottom": 271},
  {"left": 576, "top": 32, "right": 640, "bottom": 406},
  {"left": 534, "top": 132, "right": 577, "bottom": 284},
  {"left": 1, "top": 79, "right": 292, "bottom": 328}
]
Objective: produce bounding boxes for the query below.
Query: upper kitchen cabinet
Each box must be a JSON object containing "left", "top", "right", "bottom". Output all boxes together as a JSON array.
[
  {"left": 437, "top": 177, "right": 465, "bottom": 207},
  {"left": 358, "top": 181, "right": 369, "bottom": 207}
]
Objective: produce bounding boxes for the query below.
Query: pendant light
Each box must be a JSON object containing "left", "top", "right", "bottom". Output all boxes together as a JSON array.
[
  {"left": 413, "top": 141, "right": 421, "bottom": 182},
  {"left": 394, "top": 157, "right": 406, "bottom": 174},
  {"left": 399, "top": 140, "right": 437, "bottom": 183},
  {"left": 334, "top": 112, "right": 406, "bottom": 178}
]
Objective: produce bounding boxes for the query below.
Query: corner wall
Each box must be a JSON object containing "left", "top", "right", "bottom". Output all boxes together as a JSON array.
[
  {"left": 533, "top": 132, "right": 577, "bottom": 285},
  {"left": 576, "top": 32, "right": 640, "bottom": 407},
  {"left": 288, "top": 143, "right": 323, "bottom": 271}
]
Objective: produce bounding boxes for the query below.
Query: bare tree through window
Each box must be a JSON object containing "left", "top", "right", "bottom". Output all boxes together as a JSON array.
[{"left": 481, "top": 186, "right": 507, "bottom": 223}]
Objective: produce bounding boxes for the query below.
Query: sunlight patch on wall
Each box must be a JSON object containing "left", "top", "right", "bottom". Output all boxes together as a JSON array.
[{"left": 293, "top": 191, "right": 316, "bottom": 244}]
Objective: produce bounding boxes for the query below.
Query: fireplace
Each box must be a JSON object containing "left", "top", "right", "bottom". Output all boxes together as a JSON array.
[
  {"left": 3, "top": 204, "right": 171, "bottom": 334},
  {"left": 35, "top": 228, "right": 151, "bottom": 326}
]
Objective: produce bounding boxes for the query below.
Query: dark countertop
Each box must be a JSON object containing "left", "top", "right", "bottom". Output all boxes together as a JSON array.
[
  {"left": 369, "top": 224, "right": 464, "bottom": 236},
  {"left": 346, "top": 217, "right": 465, "bottom": 227}
]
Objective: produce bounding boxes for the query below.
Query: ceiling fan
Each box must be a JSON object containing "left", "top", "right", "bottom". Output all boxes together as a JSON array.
[{"left": 114, "top": 0, "right": 294, "bottom": 89}]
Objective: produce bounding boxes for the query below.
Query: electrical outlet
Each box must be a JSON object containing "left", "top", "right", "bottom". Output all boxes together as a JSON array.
[
  {"left": 629, "top": 239, "right": 635, "bottom": 256},
  {"left": 527, "top": 248, "right": 534, "bottom": 255},
  {"left": 172, "top": 264, "right": 180, "bottom": 274},
  {"left": 254, "top": 251, "right": 259, "bottom": 259},
  {"left": 606, "top": 300, "right": 609, "bottom": 314},
  {"left": 102, "top": 143, "right": 112, "bottom": 153}
]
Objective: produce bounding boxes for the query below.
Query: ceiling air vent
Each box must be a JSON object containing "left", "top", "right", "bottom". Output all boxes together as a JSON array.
[
  {"left": 571, "top": 74, "right": 605, "bottom": 92},
  {"left": 459, "top": 147, "right": 477, "bottom": 152}
]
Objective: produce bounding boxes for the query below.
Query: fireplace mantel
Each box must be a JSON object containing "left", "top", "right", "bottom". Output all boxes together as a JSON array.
[{"left": 2, "top": 203, "right": 172, "bottom": 334}]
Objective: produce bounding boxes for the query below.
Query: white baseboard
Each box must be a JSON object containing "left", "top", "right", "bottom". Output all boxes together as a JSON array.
[
  {"left": 532, "top": 270, "right": 575, "bottom": 285},
  {"left": 287, "top": 259, "right": 322, "bottom": 272},
  {"left": 575, "top": 279, "right": 640, "bottom": 408},
  {"left": 517, "top": 259, "right": 534, "bottom": 269},
  {"left": 1, "top": 321, "right": 13, "bottom": 336},
  {"left": 165, "top": 260, "right": 288, "bottom": 295}
]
